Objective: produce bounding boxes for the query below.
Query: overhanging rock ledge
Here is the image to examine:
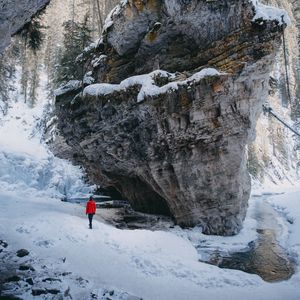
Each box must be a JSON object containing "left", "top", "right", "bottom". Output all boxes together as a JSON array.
[{"left": 53, "top": 0, "right": 288, "bottom": 235}]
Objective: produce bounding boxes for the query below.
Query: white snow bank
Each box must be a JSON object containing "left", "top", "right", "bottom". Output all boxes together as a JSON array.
[
  {"left": 0, "top": 190, "right": 261, "bottom": 300},
  {"left": 83, "top": 68, "right": 221, "bottom": 103},
  {"left": 250, "top": 0, "right": 291, "bottom": 25},
  {"left": 2, "top": 188, "right": 300, "bottom": 299},
  {"left": 268, "top": 191, "right": 300, "bottom": 264},
  {"left": 0, "top": 101, "right": 49, "bottom": 158}
]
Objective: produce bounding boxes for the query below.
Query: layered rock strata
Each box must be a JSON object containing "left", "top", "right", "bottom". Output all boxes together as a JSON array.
[
  {"left": 54, "top": 0, "right": 288, "bottom": 235},
  {"left": 0, "top": 0, "right": 50, "bottom": 53}
]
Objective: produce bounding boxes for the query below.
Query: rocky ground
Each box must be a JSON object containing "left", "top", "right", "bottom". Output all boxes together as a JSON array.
[
  {"left": 0, "top": 239, "right": 79, "bottom": 299},
  {"left": 94, "top": 201, "right": 174, "bottom": 230},
  {"left": 0, "top": 238, "right": 142, "bottom": 300}
]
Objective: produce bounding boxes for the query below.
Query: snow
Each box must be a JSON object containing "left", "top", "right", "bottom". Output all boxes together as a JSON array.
[
  {"left": 54, "top": 80, "right": 82, "bottom": 96},
  {"left": 268, "top": 191, "right": 300, "bottom": 263},
  {"left": 250, "top": 0, "right": 291, "bottom": 26},
  {"left": 0, "top": 95, "right": 92, "bottom": 199},
  {"left": 83, "top": 38, "right": 102, "bottom": 54},
  {"left": 1, "top": 180, "right": 300, "bottom": 298},
  {"left": 83, "top": 72, "right": 95, "bottom": 85},
  {"left": 83, "top": 68, "right": 221, "bottom": 103},
  {"left": 91, "top": 54, "right": 107, "bottom": 68},
  {"left": 103, "top": 1, "right": 128, "bottom": 32}
]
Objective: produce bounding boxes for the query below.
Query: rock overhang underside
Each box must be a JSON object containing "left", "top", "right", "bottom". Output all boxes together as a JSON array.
[{"left": 54, "top": 0, "right": 288, "bottom": 235}]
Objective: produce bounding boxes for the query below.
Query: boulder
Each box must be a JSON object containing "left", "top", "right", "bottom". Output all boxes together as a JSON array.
[
  {"left": 16, "top": 249, "right": 29, "bottom": 257},
  {"left": 54, "top": 0, "right": 287, "bottom": 235}
]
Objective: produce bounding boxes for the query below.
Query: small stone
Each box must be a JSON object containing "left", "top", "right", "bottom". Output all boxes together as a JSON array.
[
  {"left": 64, "top": 286, "right": 71, "bottom": 297},
  {"left": 32, "top": 289, "right": 47, "bottom": 296},
  {"left": 91, "top": 293, "right": 97, "bottom": 299},
  {"left": 26, "top": 278, "right": 34, "bottom": 285},
  {"left": 0, "top": 296, "right": 23, "bottom": 300},
  {"left": 46, "top": 289, "right": 60, "bottom": 294},
  {"left": 0, "top": 240, "right": 8, "bottom": 248},
  {"left": 19, "top": 265, "right": 34, "bottom": 271},
  {"left": 5, "top": 275, "right": 21, "bottom": 282},
  {"left": 42, "top": 277, "right": 62, "bottom": 283},
  {"left": 16, "top": 249, "right": 29, "bottom": 257}
]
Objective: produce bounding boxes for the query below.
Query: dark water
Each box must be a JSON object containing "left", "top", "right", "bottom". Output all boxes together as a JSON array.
[
  {"left": 199, "top": 198, "right": 295, "bottom": 282},
  {"left": 65, "top": 195, "right": 111, "bottom": 204}
]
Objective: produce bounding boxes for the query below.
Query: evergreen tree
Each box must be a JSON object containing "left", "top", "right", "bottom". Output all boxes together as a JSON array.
[
  {"left": 28, "top": 56, "right": 40, "bottom": 107},
  {"left": 0, "top": 45, "right": 18, "bottom": 115},
  {"left": 18, "top": 15, "right": 46, "bottom": 103},
  {"left": 21, "top": 16, "right": 46, "bottom": 53},
  {"left": 54, "top": 15, "right": 92, "bottom": 87},
  {"left": 0, "top": 56, "right": 11, "bottom": 114}
]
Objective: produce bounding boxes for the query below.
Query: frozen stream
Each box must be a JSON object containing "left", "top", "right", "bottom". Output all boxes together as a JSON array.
[{"left": 199, "top": 196, "right": 295, "bottom": 282}]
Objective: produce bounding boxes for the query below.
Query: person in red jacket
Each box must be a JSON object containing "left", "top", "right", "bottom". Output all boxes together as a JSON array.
[{"left": 86, "top": 196, "right": 96, "bottom": 229}]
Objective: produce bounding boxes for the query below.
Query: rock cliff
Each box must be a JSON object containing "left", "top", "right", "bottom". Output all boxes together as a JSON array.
[
  {"left": 0, "top": 0, "right": 50, "bottom": 53},
  {"left": 249, "top": 0, "right": 300, "bottom": 183},
  {"left": 54, "top": 0, "right": 288, "bottom": 235}
]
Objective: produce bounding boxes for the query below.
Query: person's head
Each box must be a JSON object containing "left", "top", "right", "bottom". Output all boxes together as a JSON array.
[{"left": 89, "top": 195, "right": 93, "bottom": 201}]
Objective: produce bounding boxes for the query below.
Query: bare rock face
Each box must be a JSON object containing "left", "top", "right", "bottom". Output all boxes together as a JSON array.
[
  {"left": 54, "top": 0, "right": 286, "bottom": 235},
  {"left": 0, "top": 0, "right": 50, "bottom": 53}
]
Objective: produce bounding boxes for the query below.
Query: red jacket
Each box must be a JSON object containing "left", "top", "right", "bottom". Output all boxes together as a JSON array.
[{"left": 86, "top": 200, "right": 96, "bottom": 214}]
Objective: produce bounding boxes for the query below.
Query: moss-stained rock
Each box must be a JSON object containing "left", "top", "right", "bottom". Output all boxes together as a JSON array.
[{"left": 54, "top": 0, "right": 287, "bottom": 235}]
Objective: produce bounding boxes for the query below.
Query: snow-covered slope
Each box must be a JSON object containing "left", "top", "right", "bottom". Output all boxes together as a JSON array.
[
  {"left": 1, "top": 180, "right": 300, "bottom": 299},
  {"left": 0, "top": 87, "right": 91, "bottom": 199}
]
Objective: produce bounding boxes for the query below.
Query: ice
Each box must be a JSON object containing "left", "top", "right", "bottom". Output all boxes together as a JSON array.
[{"left": 0, "top": 98, "right": 92, "bottom": 199}]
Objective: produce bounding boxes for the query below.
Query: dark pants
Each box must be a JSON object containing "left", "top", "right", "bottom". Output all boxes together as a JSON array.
[{"left": 88, "top": 214, "right": 94, "bottom": 229}]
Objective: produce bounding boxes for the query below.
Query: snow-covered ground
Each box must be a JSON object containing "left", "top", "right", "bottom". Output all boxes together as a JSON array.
[{"left": 0, "top": 93, "right": 300, "bottom": 299}]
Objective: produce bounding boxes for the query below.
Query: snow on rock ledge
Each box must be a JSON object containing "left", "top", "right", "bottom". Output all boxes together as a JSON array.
[
  {"left": 83, "top": 68, "right": 220, "bottom": 103},
  {"left": 54, "top": 0, "right": 286, "bottom": 235}
]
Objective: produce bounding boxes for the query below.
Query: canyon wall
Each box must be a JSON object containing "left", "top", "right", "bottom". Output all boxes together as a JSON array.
[{"left": 249, "top": 0, "right": 300, "bottom": 185}]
